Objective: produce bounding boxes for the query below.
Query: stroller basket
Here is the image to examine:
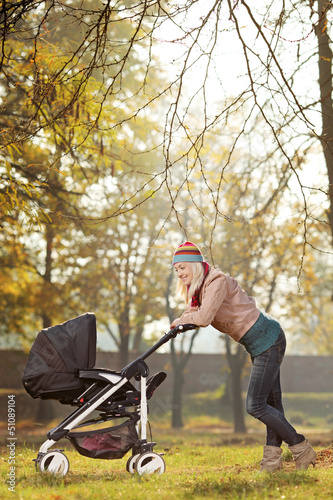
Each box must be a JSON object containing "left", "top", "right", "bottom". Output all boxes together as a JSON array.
[{"left": 67, "top": 414, "right": 139, "bottom": 460}]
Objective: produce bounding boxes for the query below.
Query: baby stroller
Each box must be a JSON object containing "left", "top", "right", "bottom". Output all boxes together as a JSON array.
[{"left": 22, "top": 312, "right": 196, "bottom": 476}]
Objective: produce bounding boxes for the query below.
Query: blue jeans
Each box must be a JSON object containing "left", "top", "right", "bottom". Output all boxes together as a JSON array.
[{"left": 246, "top": 328, "right": 305, "bottom": 447}]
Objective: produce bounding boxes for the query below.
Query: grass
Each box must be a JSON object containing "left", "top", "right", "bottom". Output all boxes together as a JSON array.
[
  {"left": 0, "top": 425, "right": 332, "bottom": 499},
  {"left": 1, "top": 391, "right": 332, "bottom": 498}
]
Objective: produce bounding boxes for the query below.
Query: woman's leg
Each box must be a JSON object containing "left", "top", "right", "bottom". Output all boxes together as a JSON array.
[
  {"left": 265, "top": 367, "right": 284, "bottom": 447},
  {"left": 246, "top": 329, "right": 304, "bottom": 447}
]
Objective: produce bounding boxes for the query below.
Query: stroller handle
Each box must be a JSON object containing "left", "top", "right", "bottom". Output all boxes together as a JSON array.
[
  {"left": 152, "top": 323, "right": 198, "bottom": 349},
  {"left": 141, "top": 323, "right": 198, "bottom": 360},
  {"left": 139, "top": 323, "right": 199, "bottom": 359},
  {"left": 121, "top": 323, "right": 198, "bottom": 379},
  {"left": 168, "top": 323, "right": 198, "bottom": 338}
]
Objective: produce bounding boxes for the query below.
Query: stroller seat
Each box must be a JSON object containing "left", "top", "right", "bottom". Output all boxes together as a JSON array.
[
  {"left": 79, "top": 368, "right": 166, "bottom": 398},
  {"left": 79, "top": 368, "right": 129, "bottom": 384},
  {"left": 78, "top": 368, "right": 166, "bottom": 403}
]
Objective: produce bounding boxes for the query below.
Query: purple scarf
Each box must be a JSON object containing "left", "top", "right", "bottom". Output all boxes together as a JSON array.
[{"left": 190, "top": 262, "right": 210, "bottom": 307}]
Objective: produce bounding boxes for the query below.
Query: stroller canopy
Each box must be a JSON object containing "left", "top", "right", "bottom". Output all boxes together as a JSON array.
[{"left": 22, "top": 313, "right": 96, "bottom": 400}]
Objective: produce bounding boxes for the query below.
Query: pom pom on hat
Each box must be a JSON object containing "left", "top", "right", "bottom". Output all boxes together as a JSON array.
[{"left": 173, "top": 241, "right": 204, "bottom": 264}]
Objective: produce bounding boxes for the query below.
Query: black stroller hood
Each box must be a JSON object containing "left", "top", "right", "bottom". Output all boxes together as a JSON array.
[{"left": 22, "top": 313, "right": 96, "bottom": 400}]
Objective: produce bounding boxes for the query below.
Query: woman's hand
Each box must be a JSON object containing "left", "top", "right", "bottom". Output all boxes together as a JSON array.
[{"left": 170, "top": 318, "right": 181, "bottom": 329}]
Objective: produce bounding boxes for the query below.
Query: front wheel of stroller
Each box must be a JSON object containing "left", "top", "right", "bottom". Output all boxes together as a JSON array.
[
  {"left": 38, "top": 451, "right": 70, "bottom": 476},
  {"left": 126, "top": 454, "right": 140, "bottom": 474},
  {"left": 135, "top": 452, "right": 166, "bottom": 475}
]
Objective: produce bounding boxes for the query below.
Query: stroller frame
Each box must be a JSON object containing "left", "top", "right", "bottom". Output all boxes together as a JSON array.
[{"left": 27, "top": 321, "right": 197, "bottom": 476}]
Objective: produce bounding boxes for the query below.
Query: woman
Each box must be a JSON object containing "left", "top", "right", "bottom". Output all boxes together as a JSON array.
[{"left": 171, "top": 241, "right": 316, "bottom": 472}]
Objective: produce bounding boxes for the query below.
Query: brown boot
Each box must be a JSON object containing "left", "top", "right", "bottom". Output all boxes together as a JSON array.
[
  {"left": 289, "top": 439, "right": 316, "bottom": 470},
  {"left": 260, "top": 445, "right": 283, "bottom": 472}
]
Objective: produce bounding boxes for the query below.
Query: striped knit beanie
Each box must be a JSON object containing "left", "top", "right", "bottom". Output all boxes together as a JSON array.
[{"left": 172, "top": 241, "right": 204, "bottom": 264}]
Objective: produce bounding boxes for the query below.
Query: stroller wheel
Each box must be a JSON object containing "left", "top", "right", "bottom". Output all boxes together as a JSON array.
[
  {"left": 38, "top": 451, "right": 70, "bottom": 476},
  {"left": 126, "top": 453, "right": 140, "bottom": 474},
  {"left": 135, "top": 452, "right": 166, "bottom": 475}
]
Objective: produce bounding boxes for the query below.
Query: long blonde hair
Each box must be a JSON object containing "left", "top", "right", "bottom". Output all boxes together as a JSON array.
[{"left": 176, "top": 262, "right": 205, "bottom": 305}]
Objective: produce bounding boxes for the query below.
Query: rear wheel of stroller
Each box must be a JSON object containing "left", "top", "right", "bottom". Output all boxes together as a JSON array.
[
  {"left": 38, "top": 451, "right": 70, "bottom": 476},
  {"left": 126, "top": 454, "right": 140, "bottom": 474},
  {"left": 135, "top": 452, "right": 166, "bottom": 475}
]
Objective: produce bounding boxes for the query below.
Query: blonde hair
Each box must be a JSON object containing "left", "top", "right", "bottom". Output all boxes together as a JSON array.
[{"left": 176, "top": 262, "right": 205, "bottom": 305}]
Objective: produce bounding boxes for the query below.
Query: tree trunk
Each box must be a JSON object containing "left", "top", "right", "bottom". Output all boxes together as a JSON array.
[
  {"left": 224, "top": 336, "right": 247, "bottom": 433},
  {"left": 221, "top": 373, "right": 232, "bottom": 405},
  {"left": 37, "top": 397, "right": 54, "bottom": 422},
  {"left": 231, "top": 360, "right": 246, "bottom": 433},
  {"left": 119, "top": 309, "right": 130, "bottom": 366},
  {"left": 316, "top": 0, "right": 333, "bottom": 248},
  {"left": 42, "top": 225, "right": 54, "bottom": 329},
  {"left": 169, "top": 329, "right": 200, "bottom": 428},
  {"left": 116, "top": 260, "right": 135, "bottom": 366},
  {"left": 165, "top": 261, "right": 200, "bottom": 429},
  {"left": 171, "top": 362, "right": 185, "bottom": 428},
  {"left": 132, "top": 323, "right": 144, "bottom": 354}
]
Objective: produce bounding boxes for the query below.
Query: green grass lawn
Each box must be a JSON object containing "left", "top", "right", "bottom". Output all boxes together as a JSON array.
[
  {"left": 1, "top": 426, "right": 332, "bottom": 500},
  {"left": 1, "top": 391, "right": 332, "bottom": 499}
]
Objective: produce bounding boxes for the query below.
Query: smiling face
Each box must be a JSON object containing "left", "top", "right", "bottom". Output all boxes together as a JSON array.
[{"left": 174, "top": 262, "right": 194, "bottom": 286}]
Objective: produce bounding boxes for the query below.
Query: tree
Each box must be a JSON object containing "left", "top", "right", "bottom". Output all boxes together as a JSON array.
[
  {"left": 2, "top": 0, "right": 332, "bottom": 261},
  {"left": 0, "top": 0, "right": 169, "bottom": 344},
  {"left": 315, "top": 0, "right": 333, "bottom": 247},
  {"left": 223, "top": 336, "right": 248, "bottom": 433},
  {"left": 61, "top": 188, "right": 171, "bottom": 365},
  {"left": 164, "top": 262, "right": 200, "bottom": 428},
  {"left": 0, "top": 0, "right": 164, "bottom": 223},
  {"left": 169, "top": 327, "right": 200, "bottom": 428}
]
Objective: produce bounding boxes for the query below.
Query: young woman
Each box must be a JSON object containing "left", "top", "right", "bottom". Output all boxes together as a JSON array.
[{"left": 171, "top": 241, "right": 316, "bottom": 472}]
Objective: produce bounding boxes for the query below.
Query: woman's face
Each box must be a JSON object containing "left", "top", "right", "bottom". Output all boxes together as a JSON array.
[{"left": 174, "top": 262, "right": 193, "bottom": 286}]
